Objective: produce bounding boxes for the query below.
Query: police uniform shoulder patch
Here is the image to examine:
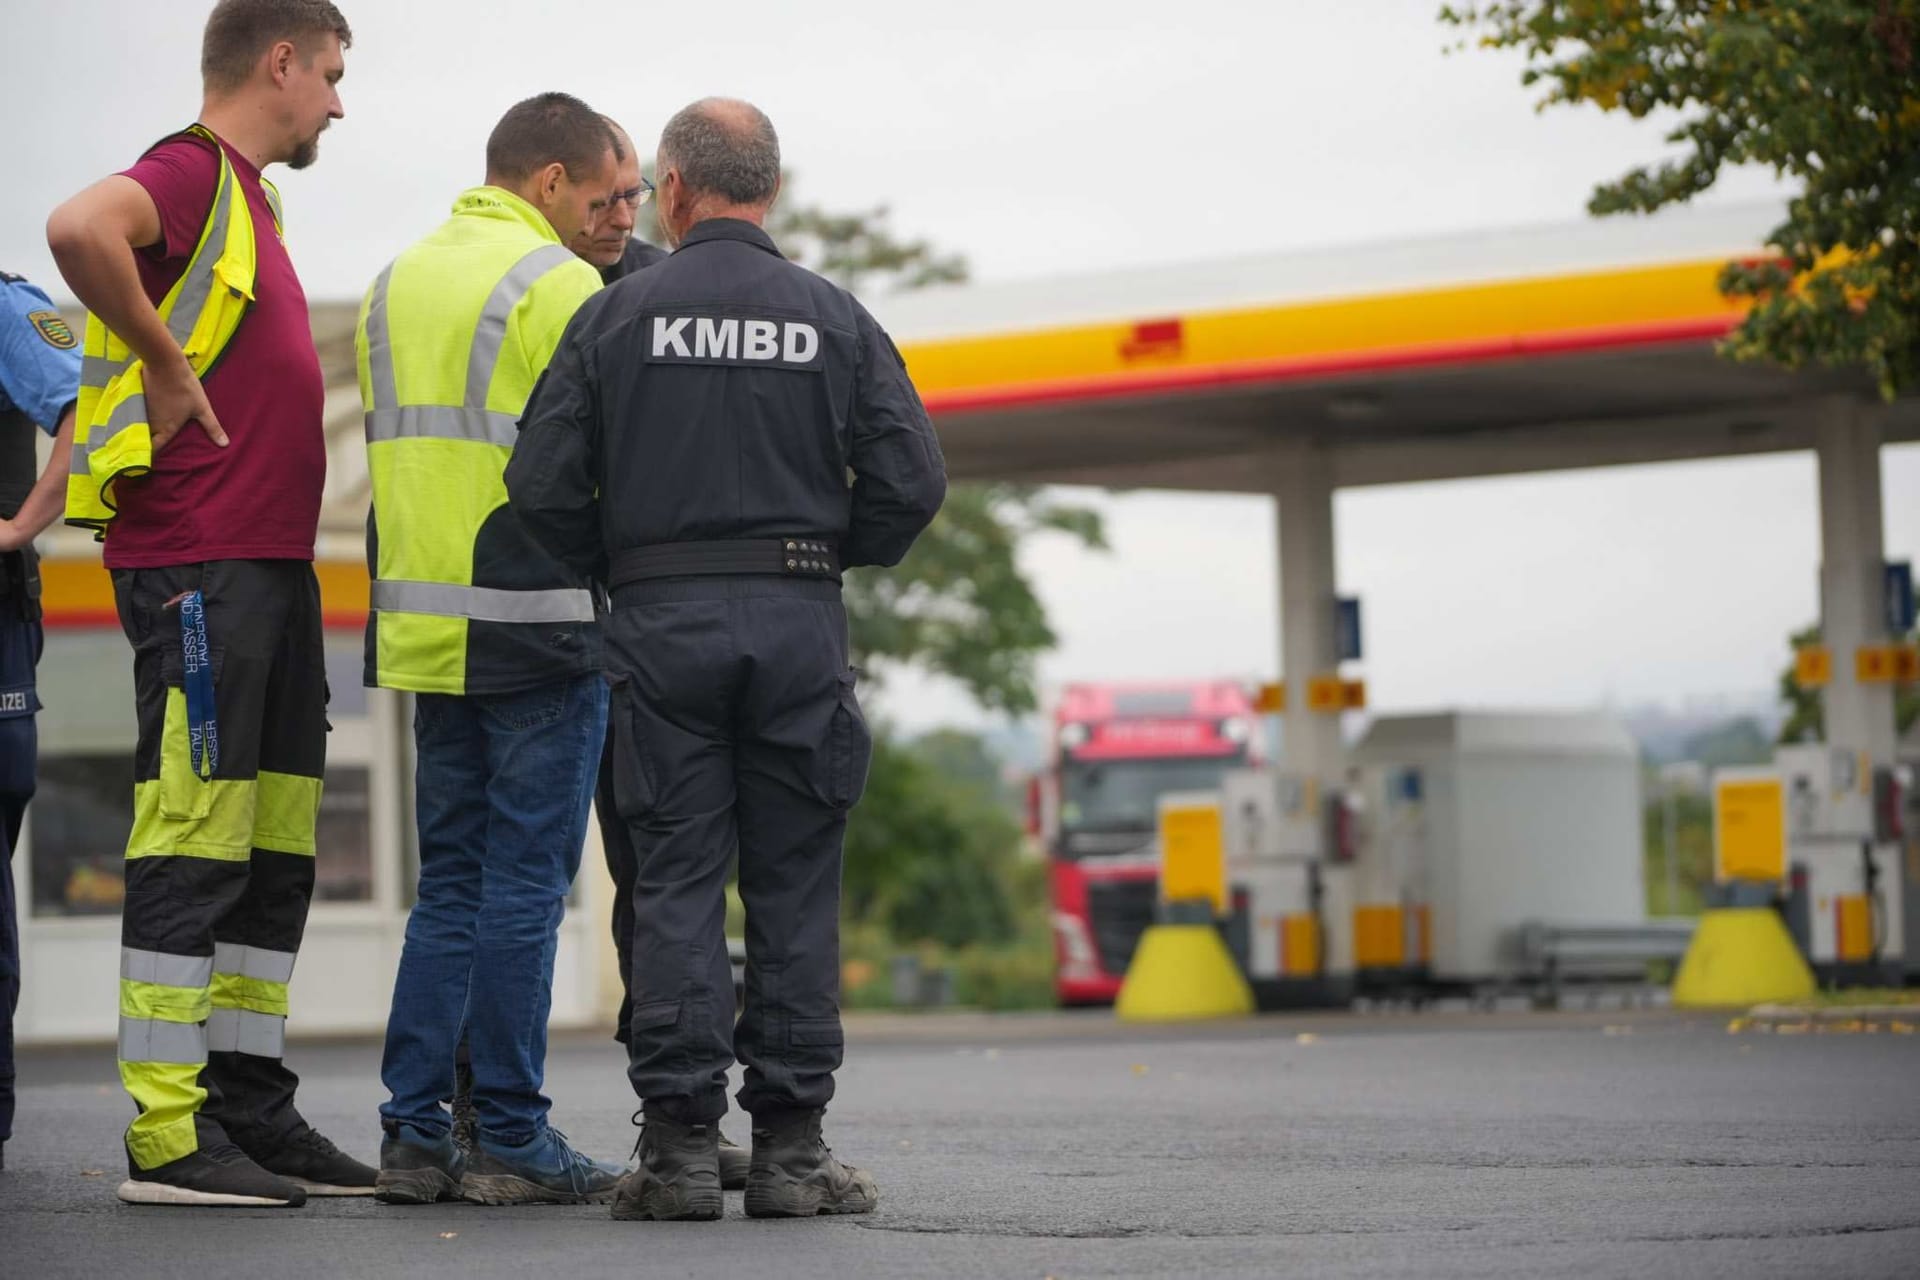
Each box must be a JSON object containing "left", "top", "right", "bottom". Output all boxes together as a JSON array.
[{"left": 28, "top": 310, "right": 77, "bottom": 350}]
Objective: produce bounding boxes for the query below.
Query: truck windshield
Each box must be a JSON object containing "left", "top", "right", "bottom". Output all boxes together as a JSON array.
[{"left": 1059, "top": 755, "right": 1241, "bottom": 836}]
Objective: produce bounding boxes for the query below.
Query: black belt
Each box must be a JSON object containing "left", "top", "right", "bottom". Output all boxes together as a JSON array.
[{"left": 609, "top": 538, "right": 842, "bottom": 587}]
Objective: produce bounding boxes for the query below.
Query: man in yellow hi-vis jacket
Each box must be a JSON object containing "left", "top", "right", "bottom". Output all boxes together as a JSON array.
[
  {"left": 44, "top": 0, "right": 372, "bottom": 1207},
  {"left": 357, "top": 91, "right": 625, "bottom": 1208}
]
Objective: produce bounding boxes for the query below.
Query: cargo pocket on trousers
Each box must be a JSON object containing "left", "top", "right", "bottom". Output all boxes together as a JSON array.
[
  {"left": 828, "top": 668, "right": 872, "bottom": 810},
  {"left": 608, "top": 680, "right": 658, "bottom": 820},
  {"left": 157, "top": 645, "right": 225, "bottom": 821},
  {"left": 630, "top": 999, "right": 681, "bottom": 1033},
  {"left": 789, "top": 1018, "right": 843, "bottom": 1050}
]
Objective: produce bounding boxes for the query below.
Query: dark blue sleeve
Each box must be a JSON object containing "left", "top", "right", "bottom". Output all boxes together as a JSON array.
[
  {"left": 508, "top": 303, "right": 606, "bottom": 584},
  {"left": 842, "top": 303, "right": 947, "bottom": 569},
  {"left": 0, "top": 275, "right": 83, "bottom": 433}
]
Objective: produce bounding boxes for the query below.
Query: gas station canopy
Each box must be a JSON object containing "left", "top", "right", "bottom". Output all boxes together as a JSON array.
[{"left": 873, "top": 201, "right": 1919, "bottom": 492}]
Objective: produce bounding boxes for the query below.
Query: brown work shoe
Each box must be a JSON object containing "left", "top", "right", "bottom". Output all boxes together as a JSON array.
[
  {"left": 610, "top": 1113, "right": 722, "bottom": 1222},
  {"left": 743, "top": 1109, "right": 878, "bottom": 1218}
]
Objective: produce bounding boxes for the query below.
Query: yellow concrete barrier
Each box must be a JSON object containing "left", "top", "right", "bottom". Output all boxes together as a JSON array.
[
  {"left": 1672, "top": 907, "right": 1816, "bottom": 1008},
  {"left": 1115, "top": 923, "right": 1255, "bottom": 1023}
]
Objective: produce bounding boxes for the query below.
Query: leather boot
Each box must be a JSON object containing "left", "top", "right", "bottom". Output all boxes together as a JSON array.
[
  {"left": 611, "top": 1112, "right": 722, "bottom": 1222},
  {"left": 744, "top": 1109, "right": 877, "bottom": 1218}
]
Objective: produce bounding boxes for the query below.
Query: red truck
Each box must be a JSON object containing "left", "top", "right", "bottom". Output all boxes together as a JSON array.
[{"left": 1034, "top": 681, "right": 1260, "bottom": 1005}]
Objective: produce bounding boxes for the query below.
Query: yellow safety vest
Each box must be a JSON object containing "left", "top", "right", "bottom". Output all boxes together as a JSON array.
[
  {"left": 355, "top": 185, "right": 604, "bottom": 695},
  {"left": 66, "top": 124, "right": 282, "bottom": 538}
]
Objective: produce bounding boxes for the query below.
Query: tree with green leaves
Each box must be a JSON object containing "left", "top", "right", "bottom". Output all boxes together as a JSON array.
[
  {"left": 1440, "top": 1, "right": 1920, "bottom": 398},
  {"left": 846, "top": 484, "right": 1106, "bottom": 715},
  {"left": 635, "top": 175, "right": 967, "bottom": 295},
  {"left": 841, "top": 733, "right": 1027, "bottom": 948},
  {"left": 770, "top": 199, "right": 969, "bottom": 297},
  {"left": 1777, "top": 622, "right": 1920, "bottom": 742}
]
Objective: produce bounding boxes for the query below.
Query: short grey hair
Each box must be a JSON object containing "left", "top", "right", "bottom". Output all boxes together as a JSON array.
[{"left": 658, "top": 98, "right": 780, "bottom": 205}]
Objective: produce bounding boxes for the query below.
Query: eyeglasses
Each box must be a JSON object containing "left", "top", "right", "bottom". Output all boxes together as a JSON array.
[{"left": 614, "top": 176, "right": 656, "bottom": 210}]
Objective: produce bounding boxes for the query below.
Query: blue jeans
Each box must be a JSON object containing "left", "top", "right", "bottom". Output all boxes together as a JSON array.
[{"left": 379, "top": 673, "right": 608, "bottom": 1143}]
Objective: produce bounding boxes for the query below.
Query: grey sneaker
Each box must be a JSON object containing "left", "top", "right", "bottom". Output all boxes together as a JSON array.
[
  {"left": 463, "top": 1127, "right": 622, "bottom": 1206},
  {"left": 375, "top": 1121, "right": 465, "bottom": 1205},
  {"left": 611, "top": 1113, "right": 722, "bottom": 1222},
  {"left": 744, "top": 1110, "right": 878, "bottom": 1218}
]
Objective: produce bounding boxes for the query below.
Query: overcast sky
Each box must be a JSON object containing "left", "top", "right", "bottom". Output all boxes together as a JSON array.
[{"left": 6, "top": 1, "right": 1914, "bottom": 732}]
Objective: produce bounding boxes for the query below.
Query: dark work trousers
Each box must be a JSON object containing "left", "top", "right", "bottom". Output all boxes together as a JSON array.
[
  {"left": 0, "top": 588, "right": 41, "bottom": 1149},
  {"left": 112, "top": 560, "right": 327, "bottom": 1170},
  {"left": 594, "top": 725, "right": 638, "bottom": 1049},
  {"left": 605, "top": 576, "right": 871, "bottom": 1124}
]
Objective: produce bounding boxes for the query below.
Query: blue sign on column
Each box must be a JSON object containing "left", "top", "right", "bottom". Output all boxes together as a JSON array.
[
  {"left": 1887, "top": 561, "right": 1915, "bottom": 634},
  {"left": 1335, "top": 596, "right": 1363, "bottom": 662}
]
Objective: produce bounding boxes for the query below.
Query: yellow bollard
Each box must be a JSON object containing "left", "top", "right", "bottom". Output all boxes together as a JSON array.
[
  {"left": 1672, "top": 907, "right": 1816, "bottom": 1008},
  {"left": 1115, "top": 922, "right": 1255, "bottom": 1023},
  {"left": 1116, "top": 796, "right": 1254, "bottom": 1023}
]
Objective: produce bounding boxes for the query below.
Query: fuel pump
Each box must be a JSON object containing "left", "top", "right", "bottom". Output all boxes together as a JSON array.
[
  {"left": 1776, "top": 745, "right": 1908, "bottom": 985},
  {"left": 1219, "top": 769, "right": 1346, "bottom": 1007}
]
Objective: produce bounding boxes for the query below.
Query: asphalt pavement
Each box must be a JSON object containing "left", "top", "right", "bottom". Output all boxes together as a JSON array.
[{"left": 3, "top": 1008, "right": 1917, "bottom": 1279}]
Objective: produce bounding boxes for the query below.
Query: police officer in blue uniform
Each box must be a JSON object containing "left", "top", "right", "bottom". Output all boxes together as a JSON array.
[
  {"left": 0, "top": 271, "right": 84, "bottom": 1171},
  {"left": 508, "top": 98, "right": 946, "bottom": 1222}
]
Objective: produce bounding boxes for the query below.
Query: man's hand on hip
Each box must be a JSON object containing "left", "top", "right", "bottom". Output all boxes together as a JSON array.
[{"left": 144, "top": 358, "right": 228, "bottom": 451}]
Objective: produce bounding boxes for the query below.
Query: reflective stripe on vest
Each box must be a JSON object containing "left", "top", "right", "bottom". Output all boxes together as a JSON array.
[
  {"left": 362, "top": 240, "right": 593, "bottom": 641},
  {"left": 371, "top": 579, "right": 596, "bottom": 624},
  {"left": 361, "top": 243, "right": 576, "bottom": 444},
  {"left": 64, "top": 124, "right": 282, "bottom": 539}
]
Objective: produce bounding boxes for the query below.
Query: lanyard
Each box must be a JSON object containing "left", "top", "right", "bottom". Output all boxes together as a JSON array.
[{"left": 179, "top": 589, "right": 219, "bottom": 781}]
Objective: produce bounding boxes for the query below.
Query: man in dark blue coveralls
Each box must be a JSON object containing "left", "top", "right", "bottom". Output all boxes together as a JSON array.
[
  {"left": 507, "top": 97, "right": 946, "bottom": 1223},
  {"left": 0, "top": 271, "right": 84, "bottom": 1171}
]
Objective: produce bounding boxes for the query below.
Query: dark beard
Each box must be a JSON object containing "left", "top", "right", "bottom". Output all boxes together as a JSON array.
[{"left": 289, "top": 135, "right": 320, "bottom": 170}]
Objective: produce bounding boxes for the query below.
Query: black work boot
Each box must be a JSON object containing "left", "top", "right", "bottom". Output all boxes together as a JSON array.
[
  {"left": 449, "top": 1058, "right": 477, "bottom": 1159},
  {"left": 611, "top": 1112, "right": 722, "bottom": 1222},
  {"left": 717, "top": 1130, "right": 749, "bottom": 1191},
  {"left": 744, "top": 1110, "right": 878, "bottom": 1218}
]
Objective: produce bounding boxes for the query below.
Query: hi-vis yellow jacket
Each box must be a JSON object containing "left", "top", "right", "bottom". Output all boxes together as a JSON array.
[
  {"left": 355, "top": 186, "right": 604, "bottom": 695},
  {"left": 66, "top": 125, "right": 281, "bottom": 537}
]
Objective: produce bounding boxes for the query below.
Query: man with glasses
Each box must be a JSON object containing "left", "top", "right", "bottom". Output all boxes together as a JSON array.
[
  {"left": 568, "top": 118, "right": 665, "bottom": 282},
  {"left": 443, "top": 118, "right": 669, "bottom": 1165}
]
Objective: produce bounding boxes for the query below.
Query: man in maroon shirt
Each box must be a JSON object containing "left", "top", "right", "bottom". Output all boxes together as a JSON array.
[{"left": 46, "top": 0, "right": 373, "bottom": 1207}]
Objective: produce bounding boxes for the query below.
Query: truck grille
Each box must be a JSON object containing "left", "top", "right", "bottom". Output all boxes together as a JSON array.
[{"left": 1087, "top": 879, "right": 1158, "bottom": 977}]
